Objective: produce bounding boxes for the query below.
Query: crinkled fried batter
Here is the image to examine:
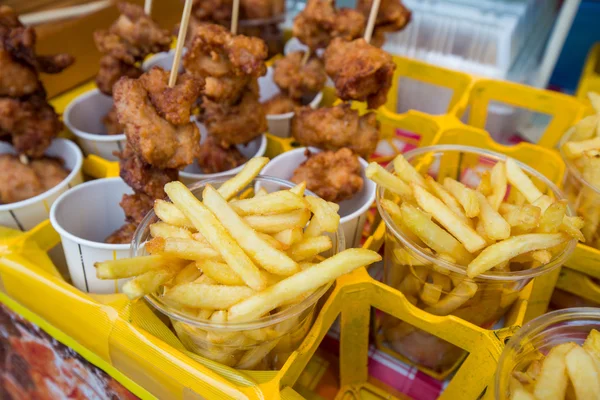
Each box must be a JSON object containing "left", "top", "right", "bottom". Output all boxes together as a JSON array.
[
  {"left": 106, "top": 222, "right": 138, "bottom": 244},
  {"left": 0, "top": 49, "right": 38, "bottom": 97},
  {"left": 0, "top": 96, "right": 63, "bottom": 158},
  {"left": 120, "top": 192, "right": 155, "bottom": 224},
  {"left": 204, "top": 74, "right": 254, "bottom": 104},
  {"left": 292, "top": 148, "right": 363, "bottom": 203},
  {"left": 117, "top": 145, "right": 178, "bottom": 199},
  {"left": 262, "top": 93, "right": 299, "bottom": 115},
  {"left": 292, "top": 0, "right": 364, "bottom": 50},
  {"left": 190, "top": 0, "right": 232, "bottom": 24},
  {"left": 240, "top": 0, "right": 285, "bottom": 19},
  {"left": 96, "top": 55, "right": 142, "bottom": 96},
  {"left": 291, "top": 103, "right": 379, "bottom": 158},
  {"left": 110, "top": 3, "right": 171, "bottom": 56},
  {"left": 103, "top": 105, "right": 123, "bottom": 135},
  {"left": 324, "top": 38, "right": 395, "bottom": 109},
  {"left": 357, "top": 0, "right": 411, "bottom": 47},
  {"left": 202, "top": 90, "right": 267, "bottom": 146},
  {"left": 113, "top": 71, "right": 202, "bottom": 169},
  {"left": 183, "top": 23, "right": 267, "bottom": 78},
  {"left": 197, "top": 135, "right": 247, "bottom": 173},
  {"left": 273, "top": 51, "right": 326, "bottom": 99},
  {"left": 0, "top": 154, "right": 68, "bottom": 204}
]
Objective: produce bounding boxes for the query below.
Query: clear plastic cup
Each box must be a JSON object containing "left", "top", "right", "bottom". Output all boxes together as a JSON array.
[
  {"left": 495, "top": 307, "right": 600, "bottom": 399},
  {"left": 559, "top": 128, "right": 600, "bottom": 248},
  {"left": 375, "top": 145, "right": 577, "bottom": 373},
  {"left": 134, "top": 176, "right": 345, "bottom": 370}
]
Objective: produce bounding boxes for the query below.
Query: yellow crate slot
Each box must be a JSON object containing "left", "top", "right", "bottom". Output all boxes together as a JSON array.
[
  {"left": 467, "top": 79, "right": 584, "bottom": 148},
  {"left": 556, "top": 267, "right": 600, "bottom": 305},
  {"left": 576, "top": 43, "right": 600, "bottom": 108}
]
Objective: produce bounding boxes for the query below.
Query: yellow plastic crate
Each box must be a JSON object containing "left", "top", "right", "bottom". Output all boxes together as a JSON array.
[{"left": 576, "top": 42, "right": 600, "bottom": 107}]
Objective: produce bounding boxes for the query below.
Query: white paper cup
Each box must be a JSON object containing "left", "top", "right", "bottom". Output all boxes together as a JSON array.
[
  {"left": 259, "top": 66, "right": 323, "bottom": 138},
  {"left": 0, "top": 139, "right": 84, "bottom": 231},
  {"left": 261, "top": 147, "right": 376, "bottom": 248},
  {"left": 142, "top": 49, "right": 184, "bottom": 72},
  {"left": 49, "top": 178, "right": 133, "bottom": 293},
  {"left": 63, "top": 89, "right": 126, "bottom": 161},
  {"left": 180, "top": 121, "right": 268, "bottom": 186}
]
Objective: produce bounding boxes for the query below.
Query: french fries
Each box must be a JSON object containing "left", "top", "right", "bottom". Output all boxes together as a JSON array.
[
  {"left": 95, "top": 158, "right": 381, "bottom": 370},
  {"left": 366, "top": 162, "right": 413, "bottom": 199},
  {"left": 509, "top": 330, "right": 600, "bottom": 400},
  {"left": 372, "top": 153, "right": 585, "bottom": 373}
]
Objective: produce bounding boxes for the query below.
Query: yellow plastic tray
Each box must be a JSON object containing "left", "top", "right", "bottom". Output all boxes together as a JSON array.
[{"left": 576, "top": 42, "right": 600, "bottom": 108}]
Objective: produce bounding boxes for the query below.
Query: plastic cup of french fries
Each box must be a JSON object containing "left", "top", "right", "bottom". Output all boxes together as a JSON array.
[
  {"left": 179, "top": 121, "right": 267, "bottom": 185},
  {"left": 95, "top": 159, "right": 382, "bottom": 370},
  {"left": 261, "top": 147, "right": 376, "bottom": 248},
  {"left": 371, "top": 145, "right": 582, "bottom": 373},
  {"left": 49, "top": 178, "right": 133, "bottom": 293},
  {"left": 559, "top": 97, "right": 600, "bottom": 249},
  {"left": 63, "top": 89, "right": 127, "bottom": 161},
  {"left": 259, "top": 66, "right": 323, "bottom": 138},
  {"left": 0, "top": 138, "right": 84, "bottom": 231},
  {"left": 496, "top": 307, "right": 600, "bottom": 400}
]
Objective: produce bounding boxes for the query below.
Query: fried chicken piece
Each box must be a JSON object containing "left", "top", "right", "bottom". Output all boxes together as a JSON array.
[
  {"left": 0, "top": 49, "right": 39, "bottom": 97},
  {"left": 183, "top": 23, "right": 268, "bottom": 78},
  {"left": 93, "top": 30, "right": 144, "bottom": 65},
  {"left": 190, "top": 0, "right": 232, "bottom": 24},
  {"left": 292, "top": 148, "right": 363, "bottom": 203},
  {"left": 110, "top": 3, "right": 171, "bottom": 56},
  {"left": 202, "top": 89, "right": 267, "bottom": 146},
  {"left": 240, "top": 0, "right": 285, "bottom": 19},
  {"left": 262, "top": 93, "right": 299, "bottom": 115},
  {"left": 117, "top": 146, "right": 178, "bottom": 199},
  {"left": 96, "top": 55, "right": 142, "bottom": 96},
  {"left": 103, "top": 105, "right": 123, "bottom": 135},
  {"left": 197, "top": 135, "right": 247, "bottom": 173},
  {"left": 292, "top": 0, "right": 365, "bottom": 50},
  {"left": 106, "top": 222, "right": 138, "bottom": 244},
  {"left": 357, "top": 0, "right": 411, "bottom": 47},
  {"left": 139, "top": 67, "right": 204, "bottom": 125},
  {"left": 324, "top": 38, "right": 395, "bottom": 109},
  {"left": 113, "top": 72, "right": 201, "bottom": 169},
  {"left": 204, "top": 74, "right": 253, "bottom": 104},
  {"left": 0, "top": 5, "right": 20, "bottom": 28},
  {"left": 120, "top": 192, "right": 155, "bottom": 224},
  {"left": 291, "top": 103, "right": 379, "bottom": 158},
  {"left": 0, "top": 96, "right": 62, "bottom": 157},
  {"left": 273, "top": 51, "right": 326, "bottom": 99},
  {"left": 0, "top": 154, "right": 68, "bottom": 204}
]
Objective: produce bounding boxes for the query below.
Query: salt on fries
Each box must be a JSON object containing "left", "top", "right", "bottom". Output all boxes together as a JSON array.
[
  {"left": 95, "top": 157, "right": 381, "bottom": 370},
  {"left": 508, "top": 330, "right": 600, "bottom": 400}
]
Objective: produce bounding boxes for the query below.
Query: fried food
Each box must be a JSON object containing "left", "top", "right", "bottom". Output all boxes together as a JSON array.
[
  {"left": 291, "top": 103, "right": 379, "bottom": 158},
  {"left": 93, "top": 30, "right": 143, "bottom": 65},
  {"left": 324, "top": 38, "right": 395, "bottom": 109},
  {"left": 117, "top": 145, "right": 178, "bottom": 200},
  {"left": 105, "top": 222, "right": 138, "bottom": 244},
  {"left": 356, "top": 0, "right": 411, "bottom": 47},
  {"left": 292, "top": 0, "right": 365, "bottom": 50},
  {"left": 262, "top": 93, "right": 299, "bottom": 115},
  {"left": 202, "top": 89, "right": 267, "bottom": 146},
  {"left": 0, "top": 96, "right": 63, "bottom": 158},
  {"left": 96, "top": 55, "right": 142, "bottom": 96},
  {"left": 121, "top": 192, "right": 155, "bottom": 225},
  {"left": 183, "top": 23, "right": 268, "bottom": 79},
  {"left": 103, "top": 105, "right": 123, "bottom": 135},
  {"left": 113, "top": 70, "right": 203, "bottom": 169},
  {"left": 0, "top": 49, "right": 39, "bottom": 97},
  {"left": 204, "top": 74, "right": 253, "bottom": 104},
  {"left": 190, "top": 0, "right": 232, "bottom": 24},
  {"left": 197, "top": 135, "right": 247, "bottom": 174},
  {"left": 0, "top": 154, "right": 68, "bottom": 204},
  {"left": 273, "top": 51, "right": 326, "bottom": 100},
  {"left": 110, "top": 2, "right": 171, "bottom": 56},
  {"left": 292, "top": 148, "right": 363, "bottom": 203},
  {"left": 240, "top": 0, "right": 285, "bottom": 19}
]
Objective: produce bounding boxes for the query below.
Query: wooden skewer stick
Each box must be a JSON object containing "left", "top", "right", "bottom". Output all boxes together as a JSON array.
[
  {"left": 169, "top": 0, "right": 194, "bottom": 88},
  {"left": 301, "top": 50, "right": 311, "bottom": 66},
  {"left": 231, "top": 0, "right": 241, "bottom": 34},
  {"left": 363, "top": 0, "right": 381, "bottom": 44},
  {"left": 144, "top": 0, "right": 153, "bottom": 15},
  {"left": 20, "top": 0, "right": 112, "bottom": 26}
]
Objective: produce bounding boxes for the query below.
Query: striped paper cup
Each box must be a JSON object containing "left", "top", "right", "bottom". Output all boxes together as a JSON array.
[
  {"left": 0, "top": 139, "right": 83, "bottom": 231},
  {"left": 49, "top": 178, "right": 133, "bottom": 293}
]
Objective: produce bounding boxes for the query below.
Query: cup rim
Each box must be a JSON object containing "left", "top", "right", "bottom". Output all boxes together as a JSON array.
[
  {"left": 64, "top": 88, "right": 126, "bottom": 141},
  {"left": 262, "top": 146, "right": 376, "bottom": 224},
  {"left": 265, "top": 91, "right": 323, "bottom": 120},
  {"left": 376, "top": 144, "right": 577, "bottom": 282},
  {"left": 0, "top": 138, "right": 84, "bottom": 211},
  {"left": 179, "top": 134, "right": 268, "bottom": 179},
  {"left": 136, "top": 175, "right": 346, "bottom": 330},
  {"left": 495, "top": 307, "right": 600, "bottom": 399},
  {"left": 49, "top": 177, "right": 130, "bottom": 250},
  {"left": 558, "top": 127, "right": 600, "bottom": 195}
]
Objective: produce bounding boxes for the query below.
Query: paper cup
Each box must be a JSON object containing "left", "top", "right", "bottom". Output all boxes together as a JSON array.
[
  {"left": 259, "top": 66, "right": 323, "bottom": 138},
  {"left": 180, "top": 121, "right": 267, "bottom": 186},
  {"left": 283, "top": 37, "right": 324, "bottom": 58},
  {"left": 0, "top": 139, "right": 83, "bottom": 231},
  {"left": 49, "top": 178, "right": 133, "bottom": 293},
  {"left": 142, "top": 49, "right": 184, "bottom": 72},
  {"left": 261, "top": 147, "right": 375, "bottom": 247},
  {"left": 63, "top": 89, "right": 126, "bottom": 161}
]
